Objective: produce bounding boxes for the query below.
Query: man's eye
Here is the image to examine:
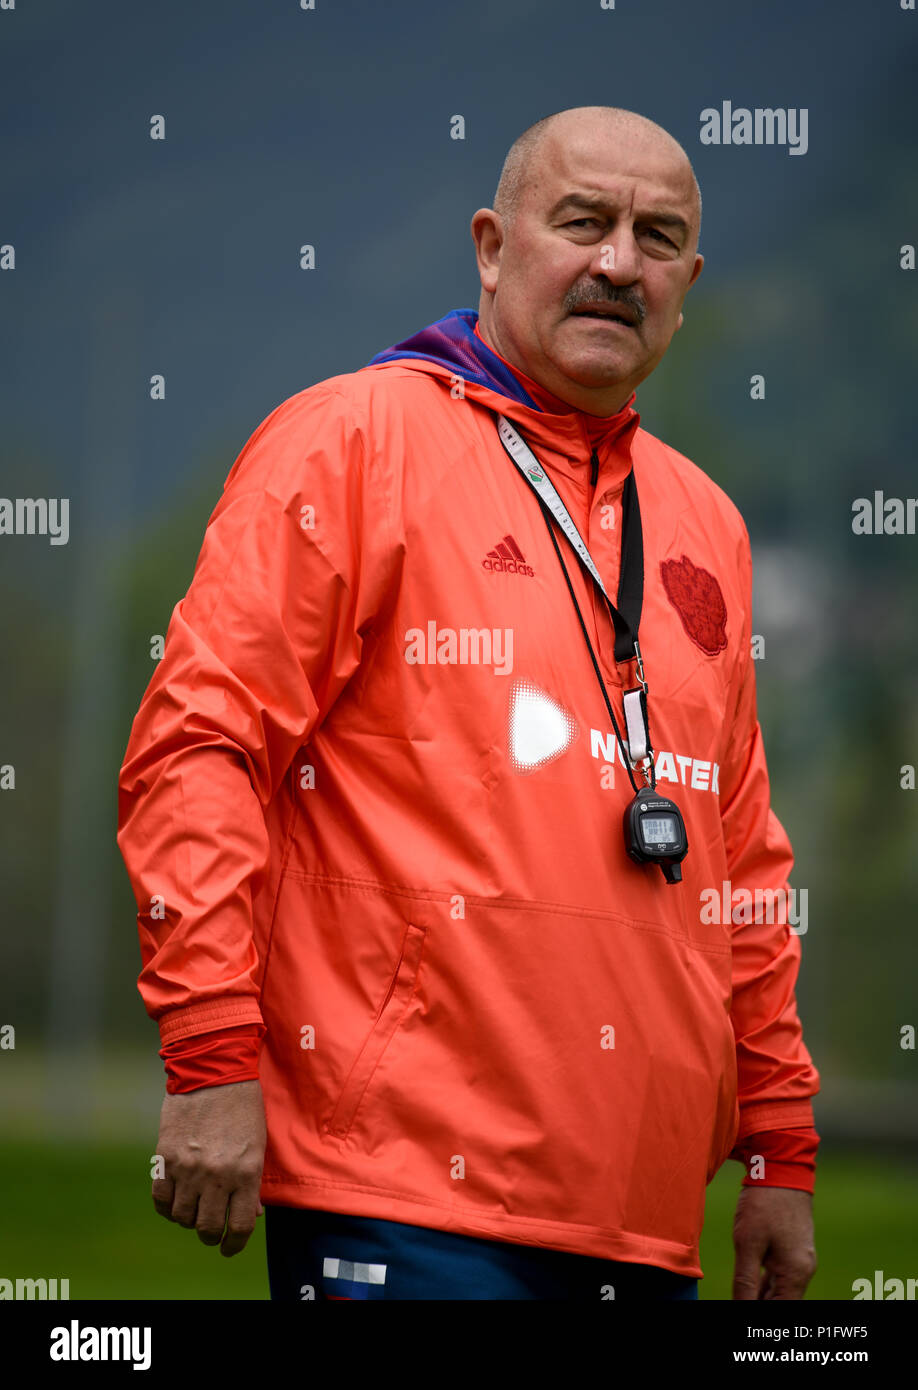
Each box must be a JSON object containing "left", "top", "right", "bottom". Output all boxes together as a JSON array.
[
  {"left": 645, "top": 228, "right": 676, "bottom": 246},
  {"left": 565, "top": 218, "right": 598, "bottom": 228}
]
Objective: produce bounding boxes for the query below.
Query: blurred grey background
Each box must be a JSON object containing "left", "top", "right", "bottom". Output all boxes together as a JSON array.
[{"left": 0, "top": 0, "right": 916, "bottom": 1298}]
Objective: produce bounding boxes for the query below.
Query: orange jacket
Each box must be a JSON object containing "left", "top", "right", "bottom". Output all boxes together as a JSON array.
[{"left": 117, "top": 308, "right": 819, "bottom": 1276}]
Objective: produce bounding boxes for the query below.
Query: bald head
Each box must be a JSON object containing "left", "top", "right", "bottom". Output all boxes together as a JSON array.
[
  {"left": 493, "top": 106, "right": 701, "bottom": 245},
  {"left": 470, "top": 103, "right": 706, "bottom": 413}
]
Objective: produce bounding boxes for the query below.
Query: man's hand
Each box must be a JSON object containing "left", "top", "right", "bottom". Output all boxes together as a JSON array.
[
  {"left": 732, "top": 1186, "right": 817, "bottom": 1299},
  {"left": 152, "top": 1079, "right": 267, "bottom": 1257}
]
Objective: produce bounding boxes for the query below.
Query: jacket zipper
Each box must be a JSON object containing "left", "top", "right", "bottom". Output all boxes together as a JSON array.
[{"left": 590, "top": 448, "right": 599, "bottom": 487}]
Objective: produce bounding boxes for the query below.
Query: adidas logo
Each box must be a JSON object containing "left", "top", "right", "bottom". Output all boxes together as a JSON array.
[{"left": 483, "top": 534, "right": 534, "bottom": 577}]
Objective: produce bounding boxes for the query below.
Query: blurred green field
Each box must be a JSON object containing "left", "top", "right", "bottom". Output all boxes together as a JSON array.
[{"left": 0, "top": 1140, "right": 914, "bottom": 1300}]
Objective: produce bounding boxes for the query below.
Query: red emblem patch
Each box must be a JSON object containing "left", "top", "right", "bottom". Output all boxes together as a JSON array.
[{"left": 660, "top": 555, "right": 728, "bottom": 656}]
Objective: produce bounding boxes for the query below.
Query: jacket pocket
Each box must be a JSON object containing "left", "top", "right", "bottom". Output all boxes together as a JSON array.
[{"left": 324, "top": 922, "right": 427, "bottom": 1141}]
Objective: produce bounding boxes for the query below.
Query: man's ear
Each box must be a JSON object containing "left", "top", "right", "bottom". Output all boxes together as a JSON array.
[
  {"left": 675, "top": 254, "right": 703, "bottom": 332},
  {"left": 471, "top": 208, "right": 502, "bottom": 294}
]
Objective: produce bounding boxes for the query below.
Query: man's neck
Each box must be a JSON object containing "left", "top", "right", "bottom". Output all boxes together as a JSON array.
[{"left": 474, "top": 317, "right": 634, "bottom": 420}]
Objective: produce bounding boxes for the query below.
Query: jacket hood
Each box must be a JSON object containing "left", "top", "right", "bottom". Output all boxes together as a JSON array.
[
  {"left": 366, "top": 307, "right": 545, "bottom": 409},
  {"left": 362, "top": 307, "right": 640, "bottom": 456}
]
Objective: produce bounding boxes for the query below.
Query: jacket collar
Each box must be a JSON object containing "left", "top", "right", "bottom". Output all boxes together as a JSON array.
[{"left": 364, "top": 308, "right": 640, "bottom": 481}]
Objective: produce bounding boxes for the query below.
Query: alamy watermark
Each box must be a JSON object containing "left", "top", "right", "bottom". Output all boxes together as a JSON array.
[
  {"left": 852, "top": 1270, "right": 917, "bottom": 1300},
  {"left": 0, "top": 497, "right": 69, "bottom": 545},
  {"left": 49, "top": 1321, "right": 151, "bottom": 1370},
  {"left": 405, "top": 623, "right": 514, "bottom": 676},
  {"left": 0, "top": 1276, "right": 69, "bottom": 1299},
  {"left": 700, "top": 103, "right": 808, "bottom": 156},
  {"left": 851, "top": 492, "right": 918, "bottom": 535},
  {"left": 700, "top": 880, "right": 808, "bottom": 934}
]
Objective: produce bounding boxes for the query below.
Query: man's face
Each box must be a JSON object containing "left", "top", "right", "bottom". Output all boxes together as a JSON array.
[{"left": 472, "top": 125, "right": 704, "bottom": 412}]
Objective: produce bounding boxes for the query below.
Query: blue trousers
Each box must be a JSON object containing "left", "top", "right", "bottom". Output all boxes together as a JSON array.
[{"left": 265, "top": 1205, "right": 699, "bottom": 1301}]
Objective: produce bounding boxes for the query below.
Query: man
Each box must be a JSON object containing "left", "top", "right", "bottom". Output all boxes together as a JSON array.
[{"left": 117, "top": 106, "right": 820, "bottom": 1301}]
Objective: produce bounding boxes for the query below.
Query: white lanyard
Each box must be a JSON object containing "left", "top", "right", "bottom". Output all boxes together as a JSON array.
[
  {"left": 496, "top": 414, "right": 609, "bottom": 598},
  {"left": 495, "top": 413, "right": 652, "bottom": 770}
]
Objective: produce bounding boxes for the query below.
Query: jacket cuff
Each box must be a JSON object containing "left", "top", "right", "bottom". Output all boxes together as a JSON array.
[
  {"left": 157, "top": 999, "right": 265, "bottom": 1045},
  {"left": 729, "top": 1126, "right": 819, "bottom": 1196},
  {"left": 742, "top": 1163, "right": 815, "bottom": 1195},
  {"left": 733, "top": 1096, "right": 816, "bottom": 1141},
  {"left": 160, "top": 1022, "right": 265, "bottom": 1094}
]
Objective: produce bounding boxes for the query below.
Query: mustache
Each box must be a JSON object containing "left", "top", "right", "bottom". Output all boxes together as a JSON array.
[{"left": 565, "top": 287, "right": 646, "bottom": 326}]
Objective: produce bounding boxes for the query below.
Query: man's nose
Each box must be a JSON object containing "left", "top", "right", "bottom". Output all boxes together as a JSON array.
[{"left": 589, "top": 227, "right": 641, "bottom": 284}]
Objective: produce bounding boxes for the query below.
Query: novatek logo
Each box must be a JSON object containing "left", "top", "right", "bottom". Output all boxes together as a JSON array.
[
  {"left": 590, "top": 728, "right": 720, "bottom": 794},
  {"left": 483, "top": 534, "right": 534, "bottom": 576}
]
